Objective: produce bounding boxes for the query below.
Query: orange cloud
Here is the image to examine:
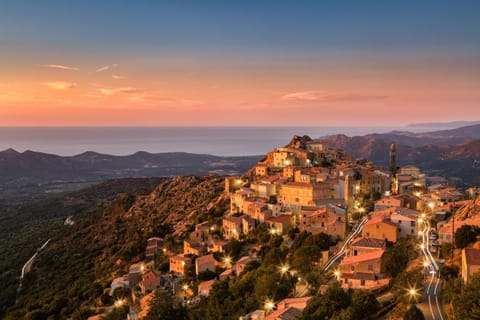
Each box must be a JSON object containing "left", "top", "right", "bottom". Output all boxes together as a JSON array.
[
  {"left": 43, "top": 81, "right": 78, "bottom": 90},
  {"left": 95, "top": 65, "right": 110, "bottom": 73},
  {"left": 112, "top": 75, "right": 127, "bottom": 80},
  {"left": 43, "top": 64, "right": 79, "bottom": 71},
  {"left": 100, "top": 87, "right": 143, "bottom": 96},
  {"left": 281, "top": 90, "right": 387, "bottom": 102}
]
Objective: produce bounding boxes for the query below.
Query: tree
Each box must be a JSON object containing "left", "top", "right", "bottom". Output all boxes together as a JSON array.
[
  {"left": 145, "top": 291, "right": 187, "bottom": 320},
  {"left": 302, "top": 283, "right": 351, "bottom": 320},
  {"left": 403, "top": 305, "right": 425, "bottom": 320},
  {"left": 450, "top": 273, "right": 480, "bottom": 319},
  {"left": 455, "top": 225, "right": 480, "bottom": 249},
  {"left": 350, "top": 290, "right": 380, "bottom": 319},
  {"left": 381, "top": 238, "right": 418, "bottom": 278}
]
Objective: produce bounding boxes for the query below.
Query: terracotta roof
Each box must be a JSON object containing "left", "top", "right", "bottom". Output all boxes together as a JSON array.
[
  {"left": 464, "top": 248, "right": 480, "bottom": 266},
  {"left": 223, "top": 216, "right": 243, "bottom": 224},
  {"left": 198, "top": 279, "right": 217, "bottom": 291},
  {"left": 265, "top": 307, "right": 303, "bottom": 320},
  {"left": 236, "top": 256, "right": 254, "bottom": 265},
  {"left": 220, "top": 268, "right": 235, "bottom": 277},
  {"left": 266, "top": 215, "right": 292, "bottom": 223},
  {"left": 340, "top": 249, "right": 384, "bottom": 265},
  {"left": 141, "top": 271, "right": 161, "bottom": 287},
  {"left": 364, "top": 217, "right": 397, "bottom": 228},
  {"left": 196, "top": 254, "right": 215, "bottom": 266},
  {"left": 249, "top": 202, "right": 268, "bottom": 209},
  {"left": 351, "top": 237, "right": 386, "bottom": 248},
  {"left": 277, "top": 296, "right": 312, "bottom": 307}
]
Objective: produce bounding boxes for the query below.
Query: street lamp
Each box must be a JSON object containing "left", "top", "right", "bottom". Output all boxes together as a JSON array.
[
  {"left": 114, "top": 299, "right": 124, "bottom": 308},
  {"left": 264, "top": 298, "right": 275, "bottom": 313},
  {"left": 279, "top": 263, "right": 290, "bottom": 276},
  {"left": 334, "top": 270, "right": 341, "bottom": 281},
  {"left": 406, "top": 287, "right": 419, "bottom": 303},
  {"left": 223, "top": 255, "right": 232, "bottom": 268},
  {"left": 423, "top": 261, "right": 429, "bottom": 268}
]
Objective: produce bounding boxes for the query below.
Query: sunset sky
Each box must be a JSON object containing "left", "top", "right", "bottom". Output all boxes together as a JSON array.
[{"left": 1, "top": 1, "right": 479, "bottom": 126}]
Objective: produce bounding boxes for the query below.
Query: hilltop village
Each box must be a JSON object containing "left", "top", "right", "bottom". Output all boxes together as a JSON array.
[{"left": 83, "top": 135, "right": 480, "bottom": 320}]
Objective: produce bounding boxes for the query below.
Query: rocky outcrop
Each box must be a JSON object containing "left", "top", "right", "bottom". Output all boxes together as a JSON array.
[
  {"left": 127, "top": 175, "right": 225, "bottom": 235},
  {"left": 454, "top": 197, "right": 480, "bottom": 221},
  {"left": 286, "top": 135, "right": 312, "bottom": 149}
]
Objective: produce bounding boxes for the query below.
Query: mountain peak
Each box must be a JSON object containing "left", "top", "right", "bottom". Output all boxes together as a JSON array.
[{"left": 0, "top": 148, "right": 20, "bottom": 155}]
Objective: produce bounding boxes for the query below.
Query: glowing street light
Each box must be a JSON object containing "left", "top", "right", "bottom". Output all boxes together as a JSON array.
[
  {"left": 182, "top": 284, "right": 189, "bottom": 292},
  {"left": 264, "top": 298, "right": 275, "bottom": 313},
  {"left": 428, "top": 202, "right": 435, "bottom": 209},
  {"left": 418, "top": 230, "right": 423, "bottom": 236},
  {"left": 359, "top": 207, "right": 365, "bottom": 213},
  {"left": 334, "top": 270, "right": 341, "bottom": 281},
  {"left": 418, "top": 218, "right": 423, "bottom": 224},
  {"left": 114, "top": 299, "right": 124, "bottom": 308},
  {"left": 270, "top": 228, "right": 277, "bottom": 235},
  {"left": 421, "top": 213, "right": 426, "bottom": 219},
  {"left": 423, "top": 261, "right": 430, "bottom": 268},
  {"left": 420, "top": 244, "right": 425, "bottom": 250},
  {"left": 223, "top": 255, "right": 232, "bottom": 268},
  {"left": 406, "top": 287, "right": 419, "bottom": 303},
  {"left": 279, "top": 263, "right": 290, "bottom": 276}
]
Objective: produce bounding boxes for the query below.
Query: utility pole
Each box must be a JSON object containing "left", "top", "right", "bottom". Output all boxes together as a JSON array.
[{"left": 451, "top": 214, "right": 455, "bottom": 260}]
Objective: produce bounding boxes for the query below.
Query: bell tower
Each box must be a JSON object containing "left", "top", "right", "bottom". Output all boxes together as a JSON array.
[{"left": 389, "top": 143, "right": 397, "bottom": 194}]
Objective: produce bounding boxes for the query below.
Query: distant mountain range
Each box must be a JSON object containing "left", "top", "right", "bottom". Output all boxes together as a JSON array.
[
  {"left": 0, "top": 150, "right": 261, "bottom": 203},
  {"left": 407, "top": 120, "right": 480, "bottom": 129},
  {"left": 2, "top": 123, "right": 480, "bottom": 203},
  {"left": 323, "top": 124, "right": 480, "bottom": 186}
]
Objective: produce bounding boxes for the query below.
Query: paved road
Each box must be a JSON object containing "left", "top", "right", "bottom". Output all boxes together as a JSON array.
[
  {"left": 417, "top": 218, "right": 445, "bottom": 320},
  {"left": 322, "top": 216, "right": 369, "bottom": 272}
]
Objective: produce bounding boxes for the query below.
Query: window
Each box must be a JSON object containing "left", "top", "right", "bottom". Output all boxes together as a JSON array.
[
  {"left": 368, "top": 264, "right": 373, "bottom": 271},
  {"left": 351, "top": 266, "right": 355, "bottom": 271},
  {"left": 361, "top": 279, "right": 365, "bottom": 286},
  {"left": 398, "top": 220, "right": 402, "bottom": 224},
  {"left": 410, "top": 221, "right": 415, "bottom": 227}
]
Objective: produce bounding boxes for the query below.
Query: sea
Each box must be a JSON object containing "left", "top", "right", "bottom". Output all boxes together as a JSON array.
[{"left": 0, "top": 126, "right": 439, "bottom": 157}]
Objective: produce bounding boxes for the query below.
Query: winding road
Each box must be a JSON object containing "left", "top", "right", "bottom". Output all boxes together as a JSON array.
[
  {"left": 417, "top": 218, "right": 445, "bottom": 320},
  {"left": 18, "top": 238, "right": 51, "bottom": 292},
  {"left": 322, "top": 216, "right": 369, "bottom": 272}
]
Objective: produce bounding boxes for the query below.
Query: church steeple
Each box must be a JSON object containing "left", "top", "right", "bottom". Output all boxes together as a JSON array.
[
  {"left": 390, "top": 143, "right": 397, "bottom": 194},
  {"left": 389, "top": 143, "right": 397, "bottom": 176}
]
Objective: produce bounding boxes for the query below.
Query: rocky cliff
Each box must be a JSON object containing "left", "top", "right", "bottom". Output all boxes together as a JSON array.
[{"left": 5, "top": 175, "right": 225, "bottom": 319}]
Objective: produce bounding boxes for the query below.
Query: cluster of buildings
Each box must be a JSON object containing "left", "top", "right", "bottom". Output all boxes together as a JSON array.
[
  {"left": 336, "top": 199, "right": 425, "bottom": 290},
  {"left": 97, "top": 137, "right": 480, "bottom": 320},
  {"left": 240, "top": 296, "right": 312, "bottom": 320},
  {"left": 109, "top": 237, "right": 164, "bottom": 309},
  {"left": 225, "top": 137, "right": 394, "bottom": 242}
]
